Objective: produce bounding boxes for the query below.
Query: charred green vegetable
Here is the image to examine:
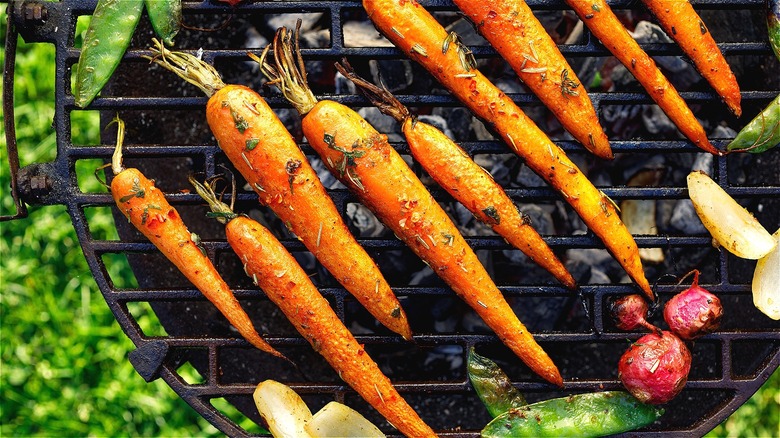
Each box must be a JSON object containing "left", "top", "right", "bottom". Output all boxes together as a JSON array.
[
  {"left": 74, "top": 0, "right": 144, "bottom": 108},
  {"left": 481, "top": 391, "right": 663, "bottom": 437},
  {"left": 726, "top": 94, "right": 779, "bottom": 154},
  {"left": 468, "top": 348, "right": 527, "bottom": 417},
  {"left": 145, "top": 0, "right": 181, "bottom": 46}
]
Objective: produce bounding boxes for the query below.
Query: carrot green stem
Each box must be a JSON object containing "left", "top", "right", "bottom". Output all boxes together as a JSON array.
[
  {"left": 188, "top": 176, "right": 239, "bottom": 225},
  {"left": 334, "top": 59, "right": 410, "bottom": 124},
  {"left": 109, "top": 115, "right": 126, "bottom": 175},
  {"left": 250, "top": 21, "right": 318, "bottom": 115},
  {"left": 144, "top": 38, "right": 226, "bottom": 97}
]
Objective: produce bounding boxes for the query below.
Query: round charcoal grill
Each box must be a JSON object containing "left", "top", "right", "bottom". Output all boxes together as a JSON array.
[{"left": 4, "top": 0, "right": 780, "bottom": 435}]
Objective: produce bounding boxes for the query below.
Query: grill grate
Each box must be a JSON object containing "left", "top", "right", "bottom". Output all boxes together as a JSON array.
[{"left": 5, "top": 0, "right": 780, "bottom": 435}]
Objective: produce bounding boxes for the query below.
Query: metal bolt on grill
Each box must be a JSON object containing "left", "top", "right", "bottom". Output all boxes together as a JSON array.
[{"left": 4, "top": 0, "right": 779, "bottom": 435}]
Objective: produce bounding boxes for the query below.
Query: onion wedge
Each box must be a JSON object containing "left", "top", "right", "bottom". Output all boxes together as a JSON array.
[
  {"left": 305, "top": 402, "right": 385, "bottom": 437},
  {"left": 753, "top": 229, "right": 780, "bottom": 320},
  {"left": 687, "top": 171, "right": 777, "bottom": 259},
  {"left": 253, "top": 380, "right": 313, "bottom": 438}
]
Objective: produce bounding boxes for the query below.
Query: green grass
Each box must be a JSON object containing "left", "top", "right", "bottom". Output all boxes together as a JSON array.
[{"left": 0, "top": 9, "right": 777, "bottom": 437}]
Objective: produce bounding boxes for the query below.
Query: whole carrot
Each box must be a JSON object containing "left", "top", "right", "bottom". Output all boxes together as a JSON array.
[
  {"left": 453, "top": 0, "right": 612, "bottom": 159},
  {"left": 144, "top": 41, "right": 412, "bottom": 340},
  {"left": 567, "top": 0, "right": 721, "bottom": 155},
  {"left": 190, "top": 177, "right": 435, "bottom": 438},
  {"left": 107, "top": 116, "right": 282, "bottom": 357},
  {"left": 641, "top": 0, "right": 742, "bottom": 116},
  {"left": 362, "top": 0, "right": 652, "bottom": 299},
  {"left": 255, "top": 25, "right": 563, "bottom": 387},
  {"left": 335, "top": 60, "right": 576, "bottom": 289}
]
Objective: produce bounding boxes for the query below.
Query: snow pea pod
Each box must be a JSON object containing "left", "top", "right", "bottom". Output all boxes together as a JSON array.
[
  {"left": 468, "top": 348, "right": 527, "bottom": 418},
  {"left": 145, "top": 0, "right": 181, "bottom": 46},
  {"left": 74, "top": 0, "right": 144, "bottom": 108},
  {"left": 769, "top": 0, "right": 780, "bottom": 61},
  {"left": 726, "top": 94, "right": 780, "bottom": 154},
  {"left": 481, "top": 391, "right": 663, "bottom": 438}
]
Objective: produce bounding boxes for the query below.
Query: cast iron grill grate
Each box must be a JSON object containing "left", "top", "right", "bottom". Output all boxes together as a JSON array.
[{"left": 4, "top": 0, "right": 779, "bottom": 435}]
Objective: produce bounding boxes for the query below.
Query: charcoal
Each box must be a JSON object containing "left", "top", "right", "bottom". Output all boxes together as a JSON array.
[
  {"left": 266, "top": 13, "right": 324, "bottom": 33},
  {"left": 643, "top": 105, "right": 684, "bottom": 137},
  {"left": 343, "top": 20, "right": 393, "bottom": 47},
  {"left": 308, "top": 156, "right": 345, "bottom": 190},
  {"left": 671, "top": 200, "right": 707, "bottom": 234},
  {"left": 335, "top": 71, "right": 357, "bottom": 95},
  {"left": 346, "top": 203, "right": 387, "bottom": 238},
  {"left": 630, "top": 21, "right": 700, "bottom": 90},
  {"left": 432, "top": 107, "right": 473, "bottom": 142},
  {"left": 516, "top": 164, "right": 547, "bottom": 187},
  {"left": 369, "top": 59, "right": 414, "bottom": 92}
]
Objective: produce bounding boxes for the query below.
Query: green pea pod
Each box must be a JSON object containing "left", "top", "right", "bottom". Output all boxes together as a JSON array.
[
  {"left": 769, "top": 0, "right": 780, "bottom": 61},
  {"left": 145, "top": 0, "right": 182, "bottom": 46},
  {"left": 468, "top": 348, "right": 527, "bottom": 418},
  {"left": 726, "top": 94, "right": 780, "bottom": 154},
  {"left": 481, "top": 391, "right": 663, "bottom": 438},
  {"left": 74, "top": 0, "right": 144, "bottom": 108}
]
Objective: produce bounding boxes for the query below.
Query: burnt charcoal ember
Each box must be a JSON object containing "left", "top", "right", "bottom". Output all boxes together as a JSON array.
[
  {"left": 346, "top": 203, "right": 387, "bottom": 238},
  {"left": 630, "top": 21, "right": 700, "bottom": 90},
  {"left": 516, "top": 163, "right": 548, "bottom": 187},
  {"left": 603, "top": 99, "right": 644, "bottom": 139},
  {"left": 670, "top": 154, "right": 713, "bottom": 234},
  {"left": 432, "top": 107, "right": 473, "bottom": 142},
  {"left": 369, "top": 60, "right": 414, "bottom": 92},
  {"left": 343, "top": 20, "right": 393, "bottom": 47},
  {"left": 643, "top": 105, "right": 686, "bottom": 138},
  {"left": 566, "top": 248, "right": 625, "bottom": 283},
  {"left": 335, "top": 71, "right": 357, "bottom": 95},
  {"left": 266, "top": 13, "right": 324, "bottom": 34}
]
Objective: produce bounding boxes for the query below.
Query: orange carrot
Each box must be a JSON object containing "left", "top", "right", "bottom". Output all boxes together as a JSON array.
[
  {"left": 641, "top": 0, "right": 741, "bottom": 116},
  {"left": 362, "top": 0, "right": 653, "bottom": 299},
  {"left": 190, "top": 177, "right": 435, "bottom": 438},
  {"left": 144, "top": 41, "right": 412, "bottom": 340},
  {"left": 255, "top": 25, "right": 563, "bottom": 387},
  {"left": 106, "top": 116, "right": 282, "bottom": 357},
  {"left": 335, "top": 60, "right": 576, "bottom": 289},
  {"left": 453, "top": 0, "right": 612, "bottom": 159},
  {"left": 566, "top": 0, "right": 722, "bottom": 155}
]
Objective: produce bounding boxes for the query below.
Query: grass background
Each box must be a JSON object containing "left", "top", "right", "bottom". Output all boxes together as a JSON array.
[{"left": 1, "top": 9, "right": 778, "bottom": 436}]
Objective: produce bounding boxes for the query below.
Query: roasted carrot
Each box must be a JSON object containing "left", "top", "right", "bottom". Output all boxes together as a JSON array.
[
  {"left": 190, "top": 177, "right": 435, "bottom": 438},
  {"left": 641, "top": 0, "right": 742, "bottom": 116},
  {"left": 144, "top": 41, "right": 412, "bottom": 340},
  {"left": 566, "top": 0, "right": 721, "bottom": 155},
  {"left": 255, "top": 25, "right": 563, "bottom": 387},
  {"left": 335, "top": 60, "right": 576, "bottom": 289},
  {"left": 362, "top": 0, "right": 653, "bottom": 299},
  {"left": 453, "top": 0, "right": 612, "bottom": 159},
  {"left": 106, "top": 116, "right": 282, "bottom": 357}
]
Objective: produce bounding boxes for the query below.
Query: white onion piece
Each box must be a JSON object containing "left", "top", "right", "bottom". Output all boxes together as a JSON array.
[
  {"left": 253, "top": 380, "right": 313, "bottom": 438},
  {"left": 753, "top": 229, "right": 780, "bottom": 320},
  {"left": 687, "top": 171, "right": 776, "bottom": 259},
  {"left": 305, "top": 402, "right": 385, "bottom": 437}
]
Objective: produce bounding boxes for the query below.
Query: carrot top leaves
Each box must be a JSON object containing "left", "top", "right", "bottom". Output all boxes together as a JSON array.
[
  {"left": 188, "top": 175, "right": 239, "bottom": 225},
  {"left": 144, "top": 39, "right": 226, "bottom": 97},
  {"left": 251, "top": 21, "right": 318, "bottom": 115}
]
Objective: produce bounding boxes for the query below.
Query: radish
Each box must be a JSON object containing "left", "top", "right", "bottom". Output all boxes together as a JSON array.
[
  {"left": 664, "top": 270, "right": 723, "bottom": 340},
  {"left": 610, "top": 294, "right": 657, "bottom": 331},
  {"left": 618, "top": 331, "right": 692, "bottom": 404}
]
